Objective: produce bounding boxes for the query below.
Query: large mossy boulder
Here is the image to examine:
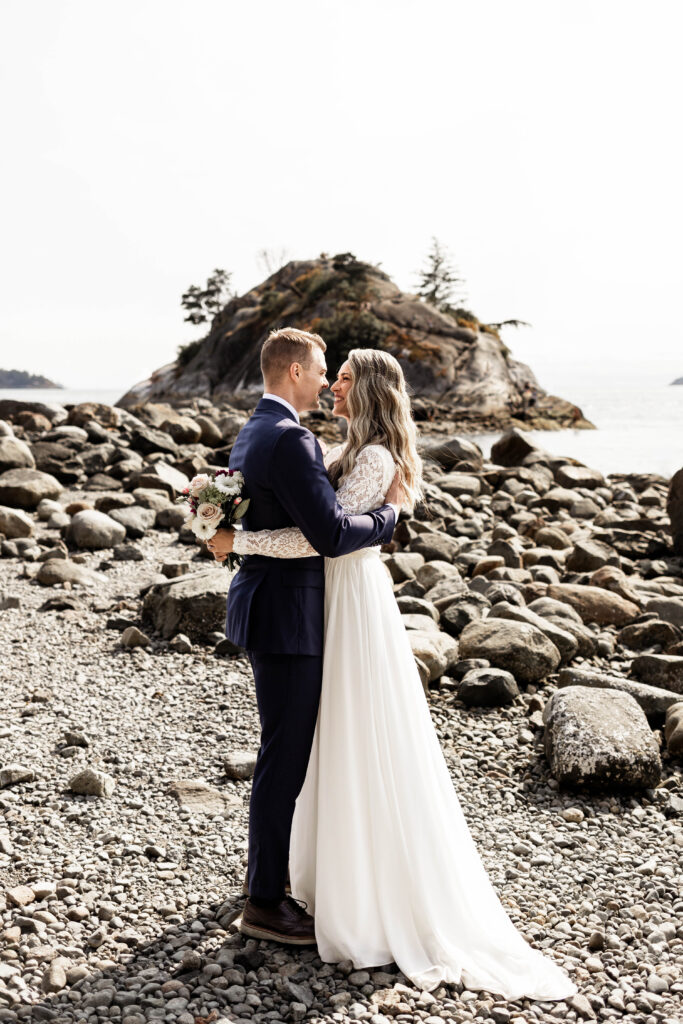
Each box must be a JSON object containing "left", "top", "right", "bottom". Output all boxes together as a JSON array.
[
  {"left": 142, "top": 568, "right": 232, "bottom": 640},
  {"left": 543, "top": 686, "right": 661, "bottom": 790}
]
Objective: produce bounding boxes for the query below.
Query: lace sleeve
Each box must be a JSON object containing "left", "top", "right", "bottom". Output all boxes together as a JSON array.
[
  {"left": 336, "top": 446, "right": 395, "bottom": 514},
  {"left": 232, "top": 525, "right": 318, "bottom": 559}
]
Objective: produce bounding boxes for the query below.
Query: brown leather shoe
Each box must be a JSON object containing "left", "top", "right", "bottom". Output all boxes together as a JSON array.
[
  {"left": 239, "top": 896, "right": 316, "bottom": 946},
  {"left": 241, "top": 868, "right": 291, "bottom": 897}
]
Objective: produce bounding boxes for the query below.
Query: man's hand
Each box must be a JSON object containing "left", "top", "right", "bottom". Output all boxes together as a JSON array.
[
  {"left": 385, "top": 470, "right": 406, "bottom": 509},
  {"left": 206, "top": 527, "right": 235, "bottom": 562}
]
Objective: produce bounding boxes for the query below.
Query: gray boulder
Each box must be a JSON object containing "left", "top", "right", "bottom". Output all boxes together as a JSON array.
[
  {"left": 491, "top": 429, "right": 546, "bottom": 467},
  {"left": 108, "top": 505, "right": 156, "bottom": 539},
  {"left": 0, "top": 468, "right": 63, "bottom": 509},
  {"left": 415, "top": 559, "right": 462, "bottom": 592},
  {"left": 487, "top": 601, "right": 578, "bottom": 664},
  {"left": 395, "top": 596, "right": 439, "bottom": 621},
  {"left": 0, "top": 505, "right": 33, "bottom": 539},
  {"left": 565, "top": 538, "right": 617, "bottom": 573},
  {"left": 168, "top": 778, "right": 240, "bottom": 814},
  {"left": 458, "top": 667, "right": 519, "bottom": 706},
  {"left": 459, "top": 619, "right": 561, "bottom": 683},
  {"left": 223, "top": 751, "right": 257, "bottom": 780},
  {"left": 527, "top": 596, "right": 583, "bottom": 622},
  {"left": 664, "top": 701, "right": 683, "bottom": 756},
  {"left": 408, "top": 630, "right": 458, "bottom": 682},
  {"left": 547, "top": 583, "right": 639, "bottom": 626},
  {"left": 69, "top": 768, "right": 115, "bottom": 797},
  {"left": 67, "top": 510, "right": 126, "bottom": 550},
  {"left": 121, "top": 626, "right": 151, "bottom": 649},
  {"left": 0, "top": 437, "right": 35, "bottom": 472},
  {"left": 543, "top": 686, "right": 661, "bottom": 789},
  {"left": 645, "top": 597, "right": 683, "bottom": 628},
  {"left": 155, "top": 505, "right": 188, "bottom": 531},
  {"left": 534, "top": 526, "right": 572, "bottom": 550},
  {"left": 421, "top": 436, "right": 483, "bottom": 471},
  {"left": 129, "top": 425, "right": 178, "bottom": 457},
  {"left": 440, "top": 592, "right": 491, "bottom": 637},
  {"left": 557, "top": 667, "right": 681, "bottom": 719},
  {"left": 554, "top": 464, "right": 606, "bottom": 490},
  {"left": 439, "top": 472, "right": 481, "bottom": 498},
  {"left": 35, "top": 560, "right": 107, "bottom": 588},
  {"left": 618, "top": 618, "right": 681, "bottom": 651},
  {"left": 410, "top": 532, "right": 460, "bottom": 563},
  {"left": 385, "top": 551, "right": 424, "bottom": 583},
  {"left": 630, "top": 655, "right": 683, "bottom": 694},
  {"left": 161, "top": 416, "right": 202, "bottom": 444},
  {"left": 128, "top": 461, "right": 189, "bottom": 499},
  {"left": 142, "top": 568, "right": 232, "bottom": 640},
  {"left": 667, "top": 467, "right": 683, "bottom": 555}
]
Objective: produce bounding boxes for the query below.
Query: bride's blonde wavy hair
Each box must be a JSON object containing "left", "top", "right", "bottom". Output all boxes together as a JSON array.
[{"left": 327, "top": 348, "right": 423, "bottom": 512}]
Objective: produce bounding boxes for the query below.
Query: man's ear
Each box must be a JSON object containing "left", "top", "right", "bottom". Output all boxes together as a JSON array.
[{"left": 289, "top": 362, "right": 301, "bottom": 382}]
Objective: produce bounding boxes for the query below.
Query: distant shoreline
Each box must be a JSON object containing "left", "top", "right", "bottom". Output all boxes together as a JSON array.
[{"left": 0, "top": 369, "right": 63, "bottom": 389}]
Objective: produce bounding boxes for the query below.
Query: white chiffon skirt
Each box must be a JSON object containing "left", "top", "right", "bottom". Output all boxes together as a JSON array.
[{"left": 289, "top": 548, "right": 578, "bottom": 999}]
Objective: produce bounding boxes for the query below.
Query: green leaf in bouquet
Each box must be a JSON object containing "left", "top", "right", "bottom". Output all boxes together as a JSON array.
[{"left": 233, "top": 498, "right": 250, "bottom": 520}]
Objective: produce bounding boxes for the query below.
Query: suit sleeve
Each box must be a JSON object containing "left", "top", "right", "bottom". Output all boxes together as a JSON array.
[{"left": 269, "top": 426, "right": 396, "bottom": 558}]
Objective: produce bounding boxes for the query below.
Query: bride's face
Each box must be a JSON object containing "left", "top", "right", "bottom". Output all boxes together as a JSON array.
[{"left": 331, "top": 361, "right": 353, "bottom": 419}]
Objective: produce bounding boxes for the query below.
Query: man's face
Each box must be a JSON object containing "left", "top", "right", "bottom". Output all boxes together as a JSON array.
[{"left": 296, "top": 348, "right": 329, "bottom": 412}]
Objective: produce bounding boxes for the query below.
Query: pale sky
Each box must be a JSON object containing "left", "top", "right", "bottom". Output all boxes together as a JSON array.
[{"left": 1, "top": 0, "right": 681, "bottom": 392}]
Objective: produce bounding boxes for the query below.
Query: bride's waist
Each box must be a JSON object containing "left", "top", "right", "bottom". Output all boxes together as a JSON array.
[{"left": 325, "top": 546, "right": 381, "bottom": 565}]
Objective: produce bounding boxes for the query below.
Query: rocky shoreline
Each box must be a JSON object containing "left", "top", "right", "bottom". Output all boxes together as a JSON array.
[{"left": 1, "top": 397, "right": 682, "bottom": 1024}]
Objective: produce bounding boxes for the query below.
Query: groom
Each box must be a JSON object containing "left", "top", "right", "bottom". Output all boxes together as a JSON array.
[{"left": 208, "top": 328, "right": 400, "bottom": 945}]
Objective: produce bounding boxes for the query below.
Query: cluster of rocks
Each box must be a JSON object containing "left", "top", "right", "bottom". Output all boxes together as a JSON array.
[{"left": 1, "top": 398, "right": 683, "bottom": 1023}]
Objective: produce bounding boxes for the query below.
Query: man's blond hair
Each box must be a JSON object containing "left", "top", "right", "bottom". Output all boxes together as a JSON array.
[{"left": 260, "top": 328, "right": 326, "bottom": 383}]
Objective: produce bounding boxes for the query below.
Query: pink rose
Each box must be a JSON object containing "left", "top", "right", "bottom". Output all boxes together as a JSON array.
[
  {"left": 189, "top": 473, "right": 210, "bottom": 496},
  {"left": 197, "top": 502, "right": 224, "bottom": 527}
]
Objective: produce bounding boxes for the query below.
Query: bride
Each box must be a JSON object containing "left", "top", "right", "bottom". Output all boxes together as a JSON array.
[{"left": 224, "top": 347, "right": 577, "bottom": 1000}]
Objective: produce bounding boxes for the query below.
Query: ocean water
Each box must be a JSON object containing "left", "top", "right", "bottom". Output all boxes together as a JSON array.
[
  {"left": 472, "top": 378, "right": 683, "bottom": 479},
  {"left": 1, "top": 378, "right": 681, "bottom": 479}
]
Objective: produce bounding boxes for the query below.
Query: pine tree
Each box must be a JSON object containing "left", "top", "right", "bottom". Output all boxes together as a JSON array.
[
  {"left": 417, "top": 238, "right": 466, "bottom": 311},
  {"left": 181, "top": 269, "right": 233, "bottom": 325}
]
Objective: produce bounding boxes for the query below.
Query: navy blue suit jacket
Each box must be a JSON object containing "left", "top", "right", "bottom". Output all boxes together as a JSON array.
[{"left": 225, "top": 398, "right": 396, "bottom": 655}]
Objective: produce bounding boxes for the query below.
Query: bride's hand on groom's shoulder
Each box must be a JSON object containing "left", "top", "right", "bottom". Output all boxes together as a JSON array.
[
  {"left": 385, "top": 470, "right": 406, "bottom": 509},
  {"left": 206, "top": 527, "right": 234, "bottom": 561}
]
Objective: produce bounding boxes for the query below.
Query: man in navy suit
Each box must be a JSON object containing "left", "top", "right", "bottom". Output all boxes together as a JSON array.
[{"left": 208, "top": 328, "right": 400, "bottom": 945}]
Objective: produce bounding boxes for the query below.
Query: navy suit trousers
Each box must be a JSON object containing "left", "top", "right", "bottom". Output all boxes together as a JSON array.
[{"left": 247, "top": 650, "right": 323, "bottom": 902}]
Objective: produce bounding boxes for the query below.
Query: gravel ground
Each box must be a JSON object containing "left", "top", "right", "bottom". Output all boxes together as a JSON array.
[{"left": 1, "top": 530, "right": 682, "bottom": 1024}]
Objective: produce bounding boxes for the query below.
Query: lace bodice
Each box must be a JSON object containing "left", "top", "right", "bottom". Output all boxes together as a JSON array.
[{"left": 232, "top": 443, "right": 396, "bottom": 559}]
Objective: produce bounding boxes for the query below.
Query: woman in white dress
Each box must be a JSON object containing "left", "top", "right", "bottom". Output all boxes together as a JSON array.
[{"left": 230, "top": 348, "right": 578, "bottom": 1000}]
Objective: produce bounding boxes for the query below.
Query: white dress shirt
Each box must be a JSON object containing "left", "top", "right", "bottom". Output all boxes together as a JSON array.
[{"left": 262, "top": 392, "right": 300, "bottom": 424}]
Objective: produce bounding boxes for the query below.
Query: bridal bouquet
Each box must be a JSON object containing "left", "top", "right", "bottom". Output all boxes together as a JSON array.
[{"left": 176, "top": 469, "right": 249, "bottom": 569}]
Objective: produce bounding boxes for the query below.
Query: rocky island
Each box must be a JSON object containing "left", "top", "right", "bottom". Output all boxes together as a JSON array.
[
  {"left": 0, "top": 387, "right": 681, "bottom": 1021},
  {"left": 119, "top": 255, "right": 594, "bottom": 434},
  {"left": 0, "top": 369, "right": 62, "bottom": 389}
]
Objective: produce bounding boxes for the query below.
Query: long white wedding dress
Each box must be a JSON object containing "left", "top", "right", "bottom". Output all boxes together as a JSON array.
[{"left": 233, "top": 444, "right": 578, "bottom": 999}]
